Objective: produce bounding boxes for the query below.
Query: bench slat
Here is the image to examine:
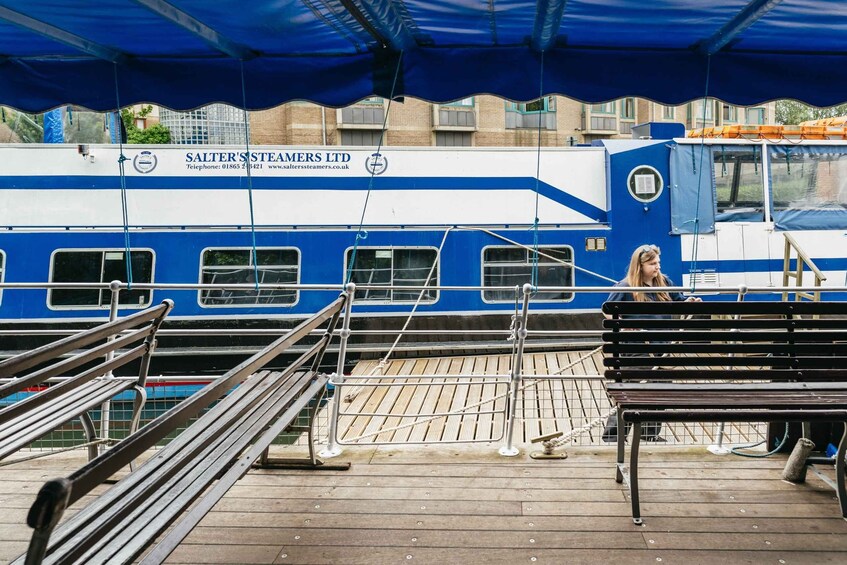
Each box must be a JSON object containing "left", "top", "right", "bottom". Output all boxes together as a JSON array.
[
  {"left": 137, "top": 375, "right": 327, "bottom": 565},
  {"left": 603, "top": 343, "right": 847, "bottom": 355},
  {"left": 604, "top": 317, "right": 847, "bottom": 330},
  {"left": 0, "top": 379, "right": 133, "bottom": 459},
  {"left": 0, "top": 301, "right": 171, "bottom": 379},
  {"left": 37, "top": 369, "right": 282, "bottom": 561},
  {"left": 605, "top": 368, "right": 847, "bottom": 381},
  {"left": 38, "top": 371, "right": 321, "bottom": 565},
  {"left": 602, "top": 330, "right": 847, "bottom": 342},
  {"left": 85, "top": 372, "right": 318, "bottom": 565},
  {"left": 603, "top": 357, "right": 847, "bottom": 369},
  {"left": 624, "top": 410, "right": 847, "bottom": 423},
  {"left": 602, "top": 301, "right": 847, "bottom": 316}
]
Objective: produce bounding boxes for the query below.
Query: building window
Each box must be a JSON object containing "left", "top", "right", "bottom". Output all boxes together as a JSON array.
[
  {"left": 591, "top": 102, "right": 615, "bottom": 114},
  {"left": 746, "top": 107, "right": 766, "bottom": 125},
  {"left": 695, "top": 99, "right": 714, "bottom": 120},
  {"left": 199, "top": 248, "right": 299, "bottom": 307},
  {"left": 345, "top": 248, "right": 438, "bottom": 303},
  {"left": 443, "top": 97, "right": 474, "bottom": 107},
  {"left": 662, "top": 105, "right": 675, "bottom": 120},
  {"left": 49, "top": 250, "right": 154, "bottom": 309},
  {"left": 620, "top": 98, "right": 635, "bottom": 119},
  {"left": 159, "top": 104, "right": 248, "bottom": 145},
  {"left": 590, "top": 116, "right": 617, "bottom": 131},
  {"left": 482, "top": 246, "right": 574, "bottom": 302},
  {"left": 341, "top": 130, "right": 384, "bottom": 146},
  {"left": 722, "top": 105, "right": 737, "bottom": 123},
  {"left": 509, "top": 97, "right": 556, "bottom": 113},
  {"left": 619, "top": 121, "right": 634, "bottom": 135},
  {"left": 436, "top": 131, "right": 473, "bottom": 146},
  {"left": 505, "top": 97, "right": 557, "bottom": 130},
  {"left": 436, "top": 108, "right": 475, "bottom": 127}
]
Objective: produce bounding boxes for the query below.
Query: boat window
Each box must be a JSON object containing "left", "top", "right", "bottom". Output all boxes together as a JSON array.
[
  {"left": 771, "top": 151, "right": 847, "bottom": 211},
  {"left": 49, "top": 250, "right": 153, "bottom": 308},
  {"left": 714, "top": 146, "right": 765, "bottom": 221},
  {"left": 345, "top": 248, "right": 438, "bottom": 303},
  {"left": 0, "top": 251, "right": 4, "bottom": 305},
  {"left": 482, "top": 246, "right": 574, "bottom": 302},
  {"left": 199, "top": 248, "right": 299, "bottom": 307}
]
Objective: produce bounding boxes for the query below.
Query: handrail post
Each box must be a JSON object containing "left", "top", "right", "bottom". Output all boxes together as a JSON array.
[
  {"left": 320, "top": 282, "right": 355, "bottom": 458},
  {"left": 499, "top": 283, "right": 532, "bottom": 457},
  {"left": 99, "top": 280, "right": 121, "bottom": 453}
]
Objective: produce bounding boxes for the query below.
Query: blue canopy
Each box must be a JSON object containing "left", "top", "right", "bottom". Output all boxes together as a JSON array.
[{"left": 1, "top": 1, "right": 846, "bottom": 112}]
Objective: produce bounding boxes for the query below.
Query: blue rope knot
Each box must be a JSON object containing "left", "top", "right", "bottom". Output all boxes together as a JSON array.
[
  {"left": 355, "top": 230, "right": 369, "bottom": 241},
  {"left": 117, "top": 153, "right": 128, "bottom": 164}
]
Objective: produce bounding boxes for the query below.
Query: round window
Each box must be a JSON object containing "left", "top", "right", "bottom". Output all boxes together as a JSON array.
[{"left": 626, "top": 165, "right": 663, "bottom": 203}]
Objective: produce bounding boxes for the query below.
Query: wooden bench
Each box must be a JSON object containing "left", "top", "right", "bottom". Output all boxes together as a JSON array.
[
  {"left": 17, "top": 294, "right": 348, "bottom": 565},
  {"left": 602, "top": 300, "right": 847, "bottom": 524},
  {"left": 0, "top": 300, "right": 173, "bottom": 462}
]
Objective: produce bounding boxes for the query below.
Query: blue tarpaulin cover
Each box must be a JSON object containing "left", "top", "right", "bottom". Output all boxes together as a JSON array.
[{"left": 0, "top": 1, "right": 846, "bottom": 111}]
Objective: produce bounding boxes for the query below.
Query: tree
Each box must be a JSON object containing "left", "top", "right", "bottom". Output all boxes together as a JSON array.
[
  {"left": 120, "top": 105, "right": 171, "bottom": 144},
  {"left": 775, "top": 100, "right": 847, "bottom": 125}
]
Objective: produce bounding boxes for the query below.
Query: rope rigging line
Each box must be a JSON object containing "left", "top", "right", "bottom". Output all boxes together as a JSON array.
[
  {"left": 345, "top": 51, "right": 404, "bottom": 285},
  {"left": 113, "top": 64, "right": 133, "bottom": 290},
  {"left": 340, "top": 346, "right": 604, "bottom": 443},
  {"left": 463, "top": 226, "right": 617, "bottom": 283},
  {"left": 343, "top": 227, "right": 453, "bottom": 402},
  {"left": 689, "top": 54, "right": 712, "bottom": 294},
  {"left": 239, "top": 60, "right": 260, "bottom": 291},
  {"left": 530, "top": 50, "right": 545, "bottom": 293}
]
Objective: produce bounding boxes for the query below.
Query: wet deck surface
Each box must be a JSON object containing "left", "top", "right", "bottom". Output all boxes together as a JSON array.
[{"left": 2, "top": 445, "right": 847, "bottom": 564}]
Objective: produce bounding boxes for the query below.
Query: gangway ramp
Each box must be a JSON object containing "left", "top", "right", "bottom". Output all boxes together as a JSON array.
[{"left": 336, "top": 351, "right": 764, "bottom": 448}]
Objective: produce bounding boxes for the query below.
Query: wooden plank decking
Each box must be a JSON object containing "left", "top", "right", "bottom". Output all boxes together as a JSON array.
[
  {"left": 335, "top": 351, "right": 764, "bottom": 447},
  {"left": 2, "top": 446, "right": 847, "bottom": 564}
]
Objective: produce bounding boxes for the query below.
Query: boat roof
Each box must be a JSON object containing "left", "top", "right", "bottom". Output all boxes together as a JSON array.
[{"left": 1, "top": 1, "right": 846, "bottom": 112}]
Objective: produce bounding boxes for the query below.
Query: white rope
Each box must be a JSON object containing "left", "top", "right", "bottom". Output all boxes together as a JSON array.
[
  {"left": 340, "top": 346, "right": 604, "bottom": 443},
  {"left": 544, "top": 406, "right": 616, "bottom": 450},
  {"left": 343, "top": 228, "right": 454, "bottom": 402}
]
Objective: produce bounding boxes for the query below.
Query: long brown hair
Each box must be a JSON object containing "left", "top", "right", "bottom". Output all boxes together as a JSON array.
[{"left": 625, "top": 244, "right": 671, "bottom": 302}]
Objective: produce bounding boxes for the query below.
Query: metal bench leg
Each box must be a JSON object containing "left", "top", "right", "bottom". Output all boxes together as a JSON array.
[
  {"left": 79, "top": 412, "right": 99, "bottom": 461},
  {"left": 630, "top": 422, "right": 643, "bottom": 525},
  {"left": 837, "top": 422, "right": 847, "bottom": 519},
  {"left": 127, "top": 385, "right": 148, "bottom": 472},
  {"left": 615, "top": 410, "right": 625, "bottom": 483}
]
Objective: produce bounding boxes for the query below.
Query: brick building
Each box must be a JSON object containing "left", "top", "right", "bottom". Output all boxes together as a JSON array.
[{"left": 247, "top": 96, "right": 775, "bottom": 147}]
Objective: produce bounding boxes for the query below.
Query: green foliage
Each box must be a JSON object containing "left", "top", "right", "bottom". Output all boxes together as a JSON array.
[
  {"left": 127, "top": 123, "right": 171, "bottom": 144},
  {"left": 120, "top": 105, "right": 171, "bottom": 144},
  {"left": 775, "top": 100, "right": 847, "bottom": 125}
]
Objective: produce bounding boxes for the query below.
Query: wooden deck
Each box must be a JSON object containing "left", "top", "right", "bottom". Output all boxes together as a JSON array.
[
  {"left": 2, "top": 446, "right": 847, "bottom": 564},
  {"left": 335, "top": 351, "right": 764, "bottom": 447}
]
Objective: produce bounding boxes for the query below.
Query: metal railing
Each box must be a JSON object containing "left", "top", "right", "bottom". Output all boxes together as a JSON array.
[
  {"left": 782, "top": 232, "right": 827, "bottom": 302},
  {"left": 4, "top": 280, "right": 847, "bottom": 458}
]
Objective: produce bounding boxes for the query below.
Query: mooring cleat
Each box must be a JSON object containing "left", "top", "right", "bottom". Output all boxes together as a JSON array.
[{"left": 530, "top": 431, "right": 568, "bottom": 459}]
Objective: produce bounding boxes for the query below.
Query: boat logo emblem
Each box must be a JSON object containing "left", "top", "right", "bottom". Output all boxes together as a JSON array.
[
  {"left": 365, "top": 153, "right": 388, "bottom": 175},
  {"left": 133, "top": 150, "right": 158, "bottom": 174}
]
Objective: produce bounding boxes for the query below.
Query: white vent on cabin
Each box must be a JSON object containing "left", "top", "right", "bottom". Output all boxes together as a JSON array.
[{"left": 689, "top": 271, "right": 719, "bottom": 286}]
